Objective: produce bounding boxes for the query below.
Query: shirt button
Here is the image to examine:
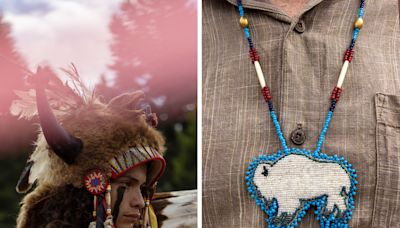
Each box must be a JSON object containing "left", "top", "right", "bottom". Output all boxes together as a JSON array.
[
  {"left": 291, "top": 124, "right": 306, "bottom": 145},
  {"left": 295, "top": 20, "right": 306, "bottom": 33}
]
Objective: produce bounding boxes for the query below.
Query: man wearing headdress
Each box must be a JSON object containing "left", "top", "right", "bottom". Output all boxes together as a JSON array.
[{"left": 13, "top": 66, "right": 165, "bottom": 228}]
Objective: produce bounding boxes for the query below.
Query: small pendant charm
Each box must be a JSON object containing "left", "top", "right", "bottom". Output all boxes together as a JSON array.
[
  {"left": 290, "top": 124, "right": 306, "bottom": 146},
  {"left": 245, "top": 148, "right": 357, "bottom": 228}
]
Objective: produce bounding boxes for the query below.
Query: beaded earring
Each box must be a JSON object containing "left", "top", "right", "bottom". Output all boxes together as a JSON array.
[
  {"left": 104, "top": 184, "right": 114, "bottom": 228},
  {"left": 88, "top": 195, "right": 97, "bottom": 228},
  {"left": 84, "top": 170, "right": 113, "bottom": 228}
]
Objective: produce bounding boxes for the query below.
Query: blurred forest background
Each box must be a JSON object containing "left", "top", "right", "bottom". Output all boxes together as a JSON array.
[{"left": 0, "top": 0, "right": 196, "bottom": 226}]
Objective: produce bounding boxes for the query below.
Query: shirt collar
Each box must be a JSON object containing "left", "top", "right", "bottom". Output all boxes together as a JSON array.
[{"left": 225, "top": 0, "right": 326, "bottom": 22}]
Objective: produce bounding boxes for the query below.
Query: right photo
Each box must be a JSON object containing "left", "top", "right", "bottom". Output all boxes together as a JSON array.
[{"left": 202, "top": 0, "right": 400, "bottom": 227}]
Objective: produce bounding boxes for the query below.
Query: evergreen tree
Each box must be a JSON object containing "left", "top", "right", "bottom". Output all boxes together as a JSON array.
[
  {"left": 107, "top": 0, "right": 197, "bottom": 121},
  {"left": 0, "top": 13, "right": 27, "bottom": 113},
  {"left": 103, "top": 0, "right": 198, "bottom": 191},
  {"left": 0, "top": 14, "right": 33, "bottom": 227}
]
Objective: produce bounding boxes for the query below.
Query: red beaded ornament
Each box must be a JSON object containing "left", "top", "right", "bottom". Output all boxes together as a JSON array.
[
  {"left": 84, "top": 169, "right": 108, "bottom": 195},
  {"left": 262, "top": 86, "right": 272, "bottom": 101},
  {"left": 330, "top": 87, "right": 343, "bottom": 102},
  {"left": 344, "top": 49, "right": 354, "bottom": 62},
  {"left": 249, "top": 48, "right": 260, "bottom": 63}
]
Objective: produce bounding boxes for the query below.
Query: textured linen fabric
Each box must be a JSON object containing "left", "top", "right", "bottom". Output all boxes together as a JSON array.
[{"left": 202, "top": 0, "right": 400, "bottom": 227}]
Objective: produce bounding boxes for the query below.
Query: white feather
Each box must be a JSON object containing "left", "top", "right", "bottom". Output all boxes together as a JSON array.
[
  {"left": 10, "top": 90, "right": 38, "bottom": 120},
  {"left": 28, "top": 134, "right": 51, "bottom": 186},
  {"left": 156, "top": 190, "right": 197, "bottom": 228},
  {"left": 10, "top": 64, "right": 93, "bottom": 120}
]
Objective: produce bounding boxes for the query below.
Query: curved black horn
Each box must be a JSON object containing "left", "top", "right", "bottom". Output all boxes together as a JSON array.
[{"left": 35, "top": 67, "right": 82, "bottom": 164}]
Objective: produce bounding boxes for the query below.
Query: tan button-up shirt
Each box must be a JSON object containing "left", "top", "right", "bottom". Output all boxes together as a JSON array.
[{"left": 202, "top": 0, "right": 400, "bottom": 227}]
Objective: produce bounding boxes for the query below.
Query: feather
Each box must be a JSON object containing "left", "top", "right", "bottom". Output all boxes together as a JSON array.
[
  {"left": 9, "top": 64, "right": 94, "bottom": 120},
  {"left": 10, "top": 90, "right": 38, "bottom": 120},
  {"left": 59, "top": 63, "right": 93, "bottom": 104},
  {"left": 152, "top": 190, "right": 197, "bottom": 227},
  {"left": 44, "top": 65, "right": 85, "bottom": 111}
]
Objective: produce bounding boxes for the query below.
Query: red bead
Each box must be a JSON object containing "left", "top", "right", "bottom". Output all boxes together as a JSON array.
[
  {"left": 262, "top": 86, "right": 272, "bottom": 101},
  {"left": 348, "top": 50, "right": 354, "bottom": 62},
  {"left": 344, "top": 51, "right": 348, "bottom": 60},
  {"left": 330, "top": 87, "right": 343, "bottom": 101},
  {"left": 337, "top": 88, "right": 342, "bottom": 101},
  {"left": 249, "top": 48, "right": 260, "bottom": 63},
  {"left": 330, "top": 88, "right": 337, "bottom": 100},
  {"left": 344, "top": 49, "right": 354, "bottom": 62}
]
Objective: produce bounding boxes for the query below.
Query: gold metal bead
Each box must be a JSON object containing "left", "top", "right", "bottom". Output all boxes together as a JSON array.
[
  {"left": 239, "top": 16, "right": 249, "bottom": 28},
  {"left": 354, "top": 18, "right": 363, "bottom": 29}
]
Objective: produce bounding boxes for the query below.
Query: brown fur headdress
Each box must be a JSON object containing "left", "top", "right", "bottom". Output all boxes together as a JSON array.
[{"left": 11, "top": 65, "right": 166, "bottom": 227}]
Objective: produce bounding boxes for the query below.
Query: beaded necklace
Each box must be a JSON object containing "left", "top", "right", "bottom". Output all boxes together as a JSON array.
[{"left": 239, "top": 1, "right": 364, "bottom": 227}]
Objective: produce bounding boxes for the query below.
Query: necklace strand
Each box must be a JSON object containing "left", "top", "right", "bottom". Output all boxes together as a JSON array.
[{"left": 237, "top": 0, "right": 365, "bottom": 154}]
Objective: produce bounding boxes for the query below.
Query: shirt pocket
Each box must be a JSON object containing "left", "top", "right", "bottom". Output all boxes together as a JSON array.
[{"left": 372, "top": 93, "right": 400, "bottom": 227}]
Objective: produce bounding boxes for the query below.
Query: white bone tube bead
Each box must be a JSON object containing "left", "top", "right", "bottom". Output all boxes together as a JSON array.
[
  {"left": 254, "top": 61, "right": 266, "bottom": 88},
  {"left": 336, "top": 60, "right": 349, "bottom": 88},
  {"left": 106, "top": 184, "right": 112, "bottom": 215}
]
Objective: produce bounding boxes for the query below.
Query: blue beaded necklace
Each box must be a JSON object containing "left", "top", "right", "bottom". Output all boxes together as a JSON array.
[{"left": 238, "top": 1, "right": 365, "bottom": 227}]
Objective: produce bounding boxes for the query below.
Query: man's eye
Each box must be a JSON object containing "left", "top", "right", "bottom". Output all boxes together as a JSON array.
[{"left": 119, "top": 182, "right": 130, "bottom": 187}]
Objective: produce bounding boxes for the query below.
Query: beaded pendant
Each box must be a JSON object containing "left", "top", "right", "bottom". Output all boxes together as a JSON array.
[
  {"left": 237, "top": 0, "right": 364, "bottom": 227},
  {"left": 246, "top": 150, "right": 357, "bottom": 227},
  {"left": 84, "top": 169, "right": 108, "bottom": 195}
]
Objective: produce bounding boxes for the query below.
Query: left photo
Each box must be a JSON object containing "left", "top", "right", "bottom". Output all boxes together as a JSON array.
[{"left": 0, "top": 1, "right": 197, "bottom": 227}]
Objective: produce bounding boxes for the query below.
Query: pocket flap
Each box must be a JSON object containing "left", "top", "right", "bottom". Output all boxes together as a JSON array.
[{"left": 375, "top": 93, "right": 400, "bottom": 128}]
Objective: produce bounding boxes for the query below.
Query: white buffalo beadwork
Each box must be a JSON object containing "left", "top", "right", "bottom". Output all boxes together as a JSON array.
[{"left": 246, "top": 148, "right": 357, "bottom": 228}]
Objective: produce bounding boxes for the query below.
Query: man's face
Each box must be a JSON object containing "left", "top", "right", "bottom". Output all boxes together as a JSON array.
[{"left": 111, "top": 164, "right": 147, "bottom": 228}]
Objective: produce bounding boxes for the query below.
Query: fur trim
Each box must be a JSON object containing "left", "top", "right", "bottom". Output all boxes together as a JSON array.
[
  {"left": 17, "top": 184, "right": 54, "bottom": 228},
  {"left": 17, "top": 184, "right": 93, "bottom": 228}
]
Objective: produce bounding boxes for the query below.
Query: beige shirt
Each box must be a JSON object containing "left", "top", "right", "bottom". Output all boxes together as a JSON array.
[{"left": 202, "top": 0, "right": 400, "bottom": 227}]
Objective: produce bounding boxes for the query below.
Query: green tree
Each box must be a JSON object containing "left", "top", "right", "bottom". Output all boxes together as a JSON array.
[{"left": 0, "top": 14, "right": 34, "bottom": 227}]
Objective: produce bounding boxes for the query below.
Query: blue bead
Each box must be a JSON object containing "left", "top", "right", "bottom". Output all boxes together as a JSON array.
[
  {"left": 238, "top": 6, "right": 244, "bottom": 16},
  {"left": 244, "top": 32, "right": 250, "bottom": 39}
]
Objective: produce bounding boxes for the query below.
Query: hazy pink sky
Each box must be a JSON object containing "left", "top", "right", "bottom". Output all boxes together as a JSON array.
[{"left": 1, "top": 0, "right": 197, "bottom": 87}]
